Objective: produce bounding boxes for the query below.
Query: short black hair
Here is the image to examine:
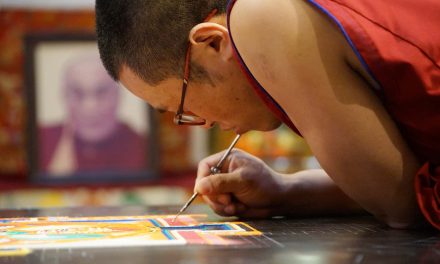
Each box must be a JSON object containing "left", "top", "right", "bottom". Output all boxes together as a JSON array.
[{"left": 95, "top": 0, "right": 228, "bottom": 86}]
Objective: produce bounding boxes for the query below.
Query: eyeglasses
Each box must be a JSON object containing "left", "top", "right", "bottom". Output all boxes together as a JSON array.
[{"left": 173, "top": 9, "right": 218, "bottom": 126}]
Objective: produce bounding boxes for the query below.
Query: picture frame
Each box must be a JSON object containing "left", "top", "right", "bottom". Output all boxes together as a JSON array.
[{"left": 24, "top": 33, "right": 159, "bottom": 185}]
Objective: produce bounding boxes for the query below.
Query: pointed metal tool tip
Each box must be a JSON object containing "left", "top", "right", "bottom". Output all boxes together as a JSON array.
[
  {"left": 171, "top": 216, "right": 178, "bottom": 223},
  {"left": 171, "top": 212, "right": 182, "bottom": 223},
  {"left": 172, "top": 192, "right": 199, "bottom": 223}
]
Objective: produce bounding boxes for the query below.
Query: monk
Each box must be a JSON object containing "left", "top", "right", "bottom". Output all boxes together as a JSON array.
[{"left": 95, "top": 0, "right": 440, "bottom": 229}]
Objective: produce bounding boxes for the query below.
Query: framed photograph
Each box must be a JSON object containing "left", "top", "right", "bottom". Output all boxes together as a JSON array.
[{"left": 24, "top": 33, "right": 159, "bottom": 184}]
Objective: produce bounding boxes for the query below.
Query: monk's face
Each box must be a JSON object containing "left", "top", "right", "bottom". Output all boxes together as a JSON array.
[{"left": 118, "top": 62, "right": 281, "bottom": 135}]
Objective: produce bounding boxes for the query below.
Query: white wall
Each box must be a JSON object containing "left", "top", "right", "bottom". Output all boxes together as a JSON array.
[{"left": 0, "top": 0, "right": 94, "bottom": 10}]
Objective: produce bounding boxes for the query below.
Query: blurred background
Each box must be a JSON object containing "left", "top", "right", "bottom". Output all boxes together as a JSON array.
[{"left": 0, "top": 0, "right": 319, "bottom": 209}]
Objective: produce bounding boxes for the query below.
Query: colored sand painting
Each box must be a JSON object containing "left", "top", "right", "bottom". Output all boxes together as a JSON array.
[{"left": 0, "top": 214, "right": 261, "bottom": 252}]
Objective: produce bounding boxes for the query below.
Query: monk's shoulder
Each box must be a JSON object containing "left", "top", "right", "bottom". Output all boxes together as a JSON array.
[{"left": 229, "top": 0, "right": 300, "bottom": 37}]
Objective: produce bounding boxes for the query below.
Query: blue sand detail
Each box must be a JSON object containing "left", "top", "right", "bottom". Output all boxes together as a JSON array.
[{"left": 162, "top": 224, "right": 233, "bottom": 231}]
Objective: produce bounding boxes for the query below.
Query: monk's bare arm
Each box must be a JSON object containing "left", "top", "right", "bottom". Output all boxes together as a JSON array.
[{"left": 229, "top": 0, "right": 421, "bottom": 227}]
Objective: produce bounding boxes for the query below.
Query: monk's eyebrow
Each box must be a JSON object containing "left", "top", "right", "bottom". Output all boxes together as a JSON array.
[{"left": 156, "top": 107, "right": 167, "bottom": 113}]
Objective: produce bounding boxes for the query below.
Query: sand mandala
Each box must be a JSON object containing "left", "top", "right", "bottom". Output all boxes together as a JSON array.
[{"left": 0, "top": 214, "right": 261, "bottom": 254}]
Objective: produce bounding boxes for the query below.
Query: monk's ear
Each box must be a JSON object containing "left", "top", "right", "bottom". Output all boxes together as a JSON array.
[{"left": 189, "top": 22, "right": 233, "bottom": 61}]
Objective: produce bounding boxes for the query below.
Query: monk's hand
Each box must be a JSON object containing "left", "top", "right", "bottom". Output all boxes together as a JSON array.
[{"left": 195, "top": 149, "right": 288, "bottom": 218}]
